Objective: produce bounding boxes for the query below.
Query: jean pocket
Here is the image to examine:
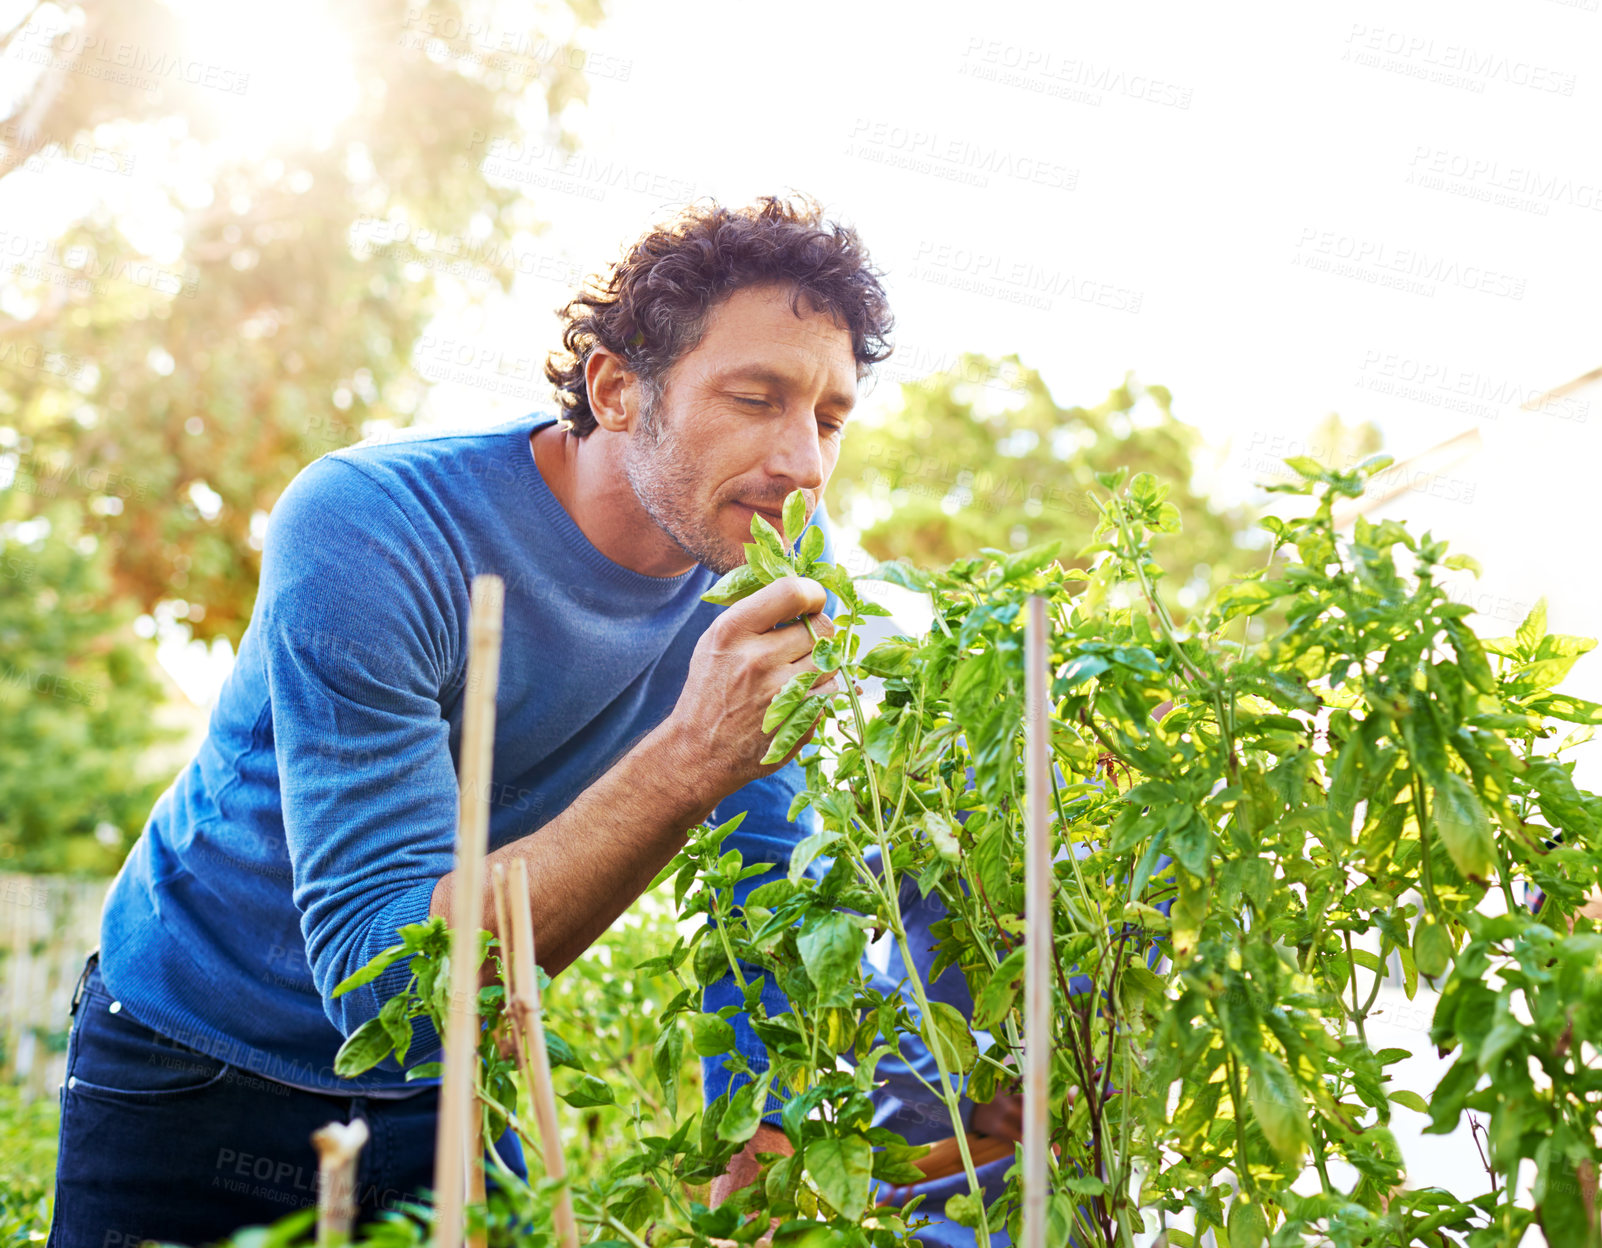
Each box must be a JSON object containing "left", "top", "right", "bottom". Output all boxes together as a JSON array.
[{"left": 66, "top": 980, "right": 235, "bottom": 1103}]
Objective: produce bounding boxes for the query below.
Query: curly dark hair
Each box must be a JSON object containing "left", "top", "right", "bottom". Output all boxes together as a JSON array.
[{"left": 544, "top": 192, "right": 895, "bottom": 436}]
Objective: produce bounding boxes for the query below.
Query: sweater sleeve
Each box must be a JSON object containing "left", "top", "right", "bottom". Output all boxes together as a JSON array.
[
  {"left": 257, "top": 454, "right": 465, "bottom": 1057},
  {"left": 700, "top": 503, "right": 840, "bottom": 1125}
]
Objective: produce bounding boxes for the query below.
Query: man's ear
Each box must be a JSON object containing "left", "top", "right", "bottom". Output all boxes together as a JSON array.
[{"left": 585, "top": 348, "right": 640, "bottom": 434}]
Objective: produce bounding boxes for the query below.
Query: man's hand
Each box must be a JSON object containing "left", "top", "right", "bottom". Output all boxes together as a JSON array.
[
  {"left": 665, "top": 576, "right": 838, "bottom": 797},
  {"left": 969, "top": 1092, "right": 1025, "bottom": 1143},
  {"left": 710, "top": 1121, "right": 793, "bottom": 1207}
]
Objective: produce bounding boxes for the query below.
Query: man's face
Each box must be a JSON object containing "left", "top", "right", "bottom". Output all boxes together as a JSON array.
[{"left": 620, "top": 282, "right": 859, "bottom": 575}]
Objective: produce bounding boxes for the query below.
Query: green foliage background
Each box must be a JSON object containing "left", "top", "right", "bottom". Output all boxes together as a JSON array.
[
  {"left": 0, "top": 0, "right": 605, "bottom": 868},
  {"left": 827, "top": 358, "right": 1252, "bottom": 609}
]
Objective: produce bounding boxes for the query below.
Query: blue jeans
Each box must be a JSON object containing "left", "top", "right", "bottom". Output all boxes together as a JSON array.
[{"left": 47, "top": 952, "right": 525, "bottom": 1248}]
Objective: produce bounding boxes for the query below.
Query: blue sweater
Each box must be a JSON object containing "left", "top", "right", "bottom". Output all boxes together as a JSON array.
[{"left": 98, "top": 413, "right": 827, "bottom": 1101}]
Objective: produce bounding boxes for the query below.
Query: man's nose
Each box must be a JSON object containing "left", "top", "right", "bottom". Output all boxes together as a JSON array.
[{"left": 767, "top": 410, "right": 825, "bottom": 491}]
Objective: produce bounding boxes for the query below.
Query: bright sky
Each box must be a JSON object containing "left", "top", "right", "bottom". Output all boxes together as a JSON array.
[{"left": 438, "top": 0, "right": 1598, "bottom": 464}]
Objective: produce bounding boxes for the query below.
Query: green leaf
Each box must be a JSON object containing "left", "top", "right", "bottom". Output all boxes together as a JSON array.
[
  {"left": 796, "top": 524, "right": 824, "bottom": 567},
  {"left": 970, "top": 825, "right": 1012, "bottom": 909},
  {"left": 923, "top": 1000, "right": 979, "bottom": 1073},
  {"left": 973, "top": 948, "right": 1027, "bottom": 1029},
  {"left": 747, "top": 878, "right": 796, "bottom": 909},
  {"left": 1536, "top": 1126, "right": 1599, "bottom": 1248},
  {"left": 1228, "top": 1196, "right": 1268, "bottom": 1248},
  {"left": 1424, "top": 1057, "right": 1481, "bottom": 1134},
  {"left": 750, "top": 509, "right": 792, "bottom": 565},
  {"left": 763, "top": 668, "right": 822, "bottom": 733},
  {"left": 783, "top": 490, "right": 807, "bottom": 547},
  {"left": 923, "top": 811, "right": 961, "bottom": 861},
  {"left": 1247, "top": 1050, "right": 1311, "bottom": 1163},
  {"left": 797, "top": 913, "right": 866, "bottom": 1007},
  {"left": 1527, "top": 693, "right": 1602, "bottom": 725},
  {"left": 560, "top": 1074, "right": 616, "bottom": 1108},
  {"left": 693, "top": 931, "right": 734, "bottom": 988},
  {"left": 746, "top": 538, "right": 791, "bottom": 583},
  {"left": 1172, "top": 868, "right": 1208, "bottom": 955},
  {"left": 333, "top": 1016, "right": 397, "bottom": 1078},
  {"left": 1389, "top": 1089, "right": 1430, "bottom": 1113},
  {"left": 868, "top": 559, "right": 929, "bottom": 591},
  {"left": 690, "top": 1013, "right": 738, "bottom": 1057},
  {"left": 1119, "top": 963, "right": 1167, "bottom": 1018},
  {"left": 1444, "top": 620, "right": 1497, "bottom": 696},
  {"left": 805, "top": 1135, "right": 873, "bottom": 1221},
  {"left": 761, "top": 693, "right": 828, "bottom": 765},
  {"left": 1055, "top": 653, "right": 1110, "bottom": 691},
  {"left": 1001, "top": 541, "right": 1061, "bottom": 582},
  {"left": 1414, "top": 917, "right": 1453, "bottom": 979},
  {"left": 653, "top": 1023, "right": 684, "bottom": 1117},
  {"left": 1402, "top": 688, "right": 1451, "bottom": 786},
  {"left": 1282, "top": 454, "right": 1328, "bottom": 479},
  {"left": 332, "top": 942, "right": 407, "bottom": 997},
  {"left": 812, "top": 562, "right": 860, "bottom": 607},
  {"left": 702, "top": 563, "right": 766, "bottom": 606},
  {"left": 863, "top": 709, "right": 899, "bottom": 766},
  {"left": 788, "top": 829, "right": 841, "bottom": 884},
  {"left": 1168, "top": 811, "right": 1211, "bottom": 877},
  {"left": 1516, "top": 597, "right": 1548, "bottom": 655},
  {"left": 1217, "top": 580, "right": 1281, "bottom": 622},
  {"left": 701, "top": 1091, "right": 728, "bottom": 1156},
  {"left": 378, "top": 993, "right": 412, "bottom": 1062},
  {"left": 718, "top": 1078, "right": 765, "bottom": 1145},
  {"left": 1432, "top": 773, "right": 1496, "bottom": 881},
  {"left": 945, "top": 1193, "right": 982, "bottom": 1228}
]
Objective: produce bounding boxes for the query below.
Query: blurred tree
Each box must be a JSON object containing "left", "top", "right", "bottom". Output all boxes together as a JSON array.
[
  {"left": 0, "top": 0, "right": 605, "bottom": 867},
  {"left": 0, "top": 519, "right": 178, "bottom": 872},
  {"left": 828, "top": 355, "right": 1253, "bottom": 612},
  {"left": 0, "top": 0, "right": 602, "bottom": 642}
]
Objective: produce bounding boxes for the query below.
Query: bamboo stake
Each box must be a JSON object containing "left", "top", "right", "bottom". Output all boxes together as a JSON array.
[
  {"left": 434, "top": 574, "right": 505, "bottom": 1248},
  {"left": 1023, "top": 595, "right": 1051, "bottom": 1248},
  {"left": 507, "top": 856, "right": 579, "bottom": 1248},
  {"left": 487, "top": 864, "right": 535, "bottom": 1154},
  {"left": 312, "top": 1118, "right": 370, "bottom": 1246}
]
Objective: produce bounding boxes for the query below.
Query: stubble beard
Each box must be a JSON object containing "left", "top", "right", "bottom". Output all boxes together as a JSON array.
[{"left": 621, "top": 388, "right": 746, "bottom": 576}]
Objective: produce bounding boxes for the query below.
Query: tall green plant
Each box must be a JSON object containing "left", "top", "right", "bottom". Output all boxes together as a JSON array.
[{"left": 273, "top": 455, "right": 1602, "bottom": 1248}]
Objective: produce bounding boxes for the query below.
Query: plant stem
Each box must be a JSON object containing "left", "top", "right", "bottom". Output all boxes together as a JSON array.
[
  {"left": 1410, "top": 773, "right": 1442, "bottom": 917},
  {"left": 1342, "top": 930, "right": 1368, "bottom": 1047},
  {"left": 1224, "top": 1049, "right": 1256, "bottom": 1202}
]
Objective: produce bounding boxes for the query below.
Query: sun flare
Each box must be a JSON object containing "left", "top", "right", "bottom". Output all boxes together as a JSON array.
[{"left": 163, "top": 0, "right": 360, "bottom": 153}]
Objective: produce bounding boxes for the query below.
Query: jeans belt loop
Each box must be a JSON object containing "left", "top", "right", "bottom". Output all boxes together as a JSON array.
[{"left": 70, "top": 948, "right": 100, "bottom": 1018}]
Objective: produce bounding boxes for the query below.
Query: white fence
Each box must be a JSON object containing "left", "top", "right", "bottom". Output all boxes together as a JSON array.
[{"left": 0, "top": 873, "right": 109, "bottom": 1102}]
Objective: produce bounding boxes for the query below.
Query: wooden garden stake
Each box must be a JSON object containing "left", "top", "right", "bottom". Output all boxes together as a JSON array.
[
  {"left": 506, "top": 855, "right": 580, "bottom": 1248},
  {"left": 311, "top": 1118, "right": 369, "bottom": 1247},
  {"left": 433, "top": 574, "right": 504, "bottom": 1248},
  {"left": 1023, "top": 595, "right": 1051, "bottom": 1248}
]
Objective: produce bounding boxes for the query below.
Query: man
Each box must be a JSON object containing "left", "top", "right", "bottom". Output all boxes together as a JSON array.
[{"left": 48, "top": 192, "right": 894, "bottom": 1245}]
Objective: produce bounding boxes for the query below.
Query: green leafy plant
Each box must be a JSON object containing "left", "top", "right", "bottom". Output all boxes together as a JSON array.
[{"left": 229, "top": 457, "right": 1602, "bottom": 1247}]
